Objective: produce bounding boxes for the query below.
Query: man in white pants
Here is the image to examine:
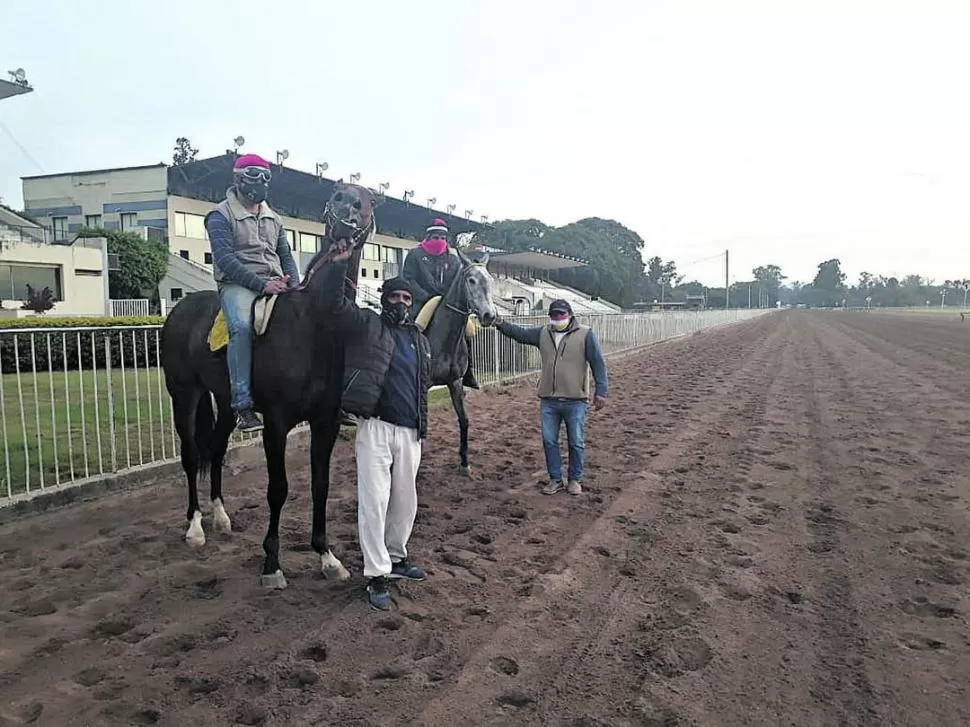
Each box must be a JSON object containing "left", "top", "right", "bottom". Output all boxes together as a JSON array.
[{"left": 321, "top": 254, "right": 432, "bottom": 611}]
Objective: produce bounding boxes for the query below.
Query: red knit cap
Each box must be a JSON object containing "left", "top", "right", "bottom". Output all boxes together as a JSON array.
[{"left": 233, "top": 154, "right": 270, "bottom": 170}]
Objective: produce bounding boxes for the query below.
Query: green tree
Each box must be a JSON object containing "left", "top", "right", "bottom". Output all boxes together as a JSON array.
[
  {"left": 76, "top": 228, "right": 169, "bottom": 299},
  {"left": 752, "top": 264, "right": 786, "bottom": 306},
  {"left": 173, "top": 137, "right": 199, "bottom": 166},
  {"left": 477, "top": 216, "right": 646, "bottom": 306}
]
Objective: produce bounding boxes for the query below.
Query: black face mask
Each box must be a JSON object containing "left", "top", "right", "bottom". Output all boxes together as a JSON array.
[
  {"left": 237, "top": 181, "right": 268, "bottom": 205},
  {"left": 381, "top": 301, "right": 410, "bottom": 326}
]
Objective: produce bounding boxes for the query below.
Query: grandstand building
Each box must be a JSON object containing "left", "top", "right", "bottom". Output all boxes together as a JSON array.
[{"left": 21, "top": 152, "right": 616, "bottom": 315}]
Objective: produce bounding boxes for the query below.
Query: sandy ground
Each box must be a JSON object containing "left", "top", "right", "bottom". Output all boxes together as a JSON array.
[{"left": 1, "top": 310, "right": 968, "bottom": 726}]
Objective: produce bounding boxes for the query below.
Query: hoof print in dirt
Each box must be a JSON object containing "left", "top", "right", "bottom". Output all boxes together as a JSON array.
[
  {"left": 235, "top": 702, "right": 268, "bottom": 726},
  {"left": 91, "top": 618, "right": 134, "bottom": 640},
  {"left": 496, "top": 691, "right": 534, "bottom": 712},
  {"left": 371, "top": 665, "right": 409, "bottom": 680},
  {"left": 488, "top": 656, "right": 520, "bottom": 676},
  {"left": 635, "top": 634, "right": 714, "bottom": 678},
  {"left": 283, "top": 665, "right": 320, "bottom": 689},
  {"left": 300, "top": 643, "right": 328, "bottom": 662},
  {"left": 412, "top": 632, "right": 444, "bottom": 661},
  {"left": 74, "top": 667, "right": 107, "bottom": 687},
  {"left": 174, "top": 674, "right": 221, "bottom": 695}
]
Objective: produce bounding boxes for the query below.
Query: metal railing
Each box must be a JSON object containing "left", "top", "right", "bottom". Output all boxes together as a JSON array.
[
  {"left": 0, "top": 308, "right": 771, "bottom": 507},
  {"left": 110, "top": 299, "right": 150, "bottom": 317}
]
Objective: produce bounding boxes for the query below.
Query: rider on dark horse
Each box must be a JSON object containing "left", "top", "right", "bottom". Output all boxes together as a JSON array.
[
  {"left": 205, "top": 154, "right": 300, "bottom": 433},
  {"left": 401, "top": 218, "right": 480, "bottom": 390}
]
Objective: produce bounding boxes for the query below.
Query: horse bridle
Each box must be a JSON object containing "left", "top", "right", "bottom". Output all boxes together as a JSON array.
[
  {"left": 296, "top": 202, "right": 375, "bottom": 290},
  {"left": 444, "top": 259, "right": 488, "bottom": 318}
]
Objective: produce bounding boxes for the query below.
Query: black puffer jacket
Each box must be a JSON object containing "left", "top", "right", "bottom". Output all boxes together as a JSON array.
[
  {"left": 402, "top": 247, "right": 460, "bottom": 308},
  {"left": 321, "top": 261, "right": 432, "bottom": 438}
]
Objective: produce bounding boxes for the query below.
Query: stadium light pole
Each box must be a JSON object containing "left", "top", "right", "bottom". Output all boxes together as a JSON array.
[{"left": 1, "top": 68, "right": 34, "bottom": 103}]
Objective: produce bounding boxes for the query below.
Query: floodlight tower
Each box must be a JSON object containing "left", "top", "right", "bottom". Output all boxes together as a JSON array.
[{"left": 1, "top": 68, "right": 34, "bottom": 103}]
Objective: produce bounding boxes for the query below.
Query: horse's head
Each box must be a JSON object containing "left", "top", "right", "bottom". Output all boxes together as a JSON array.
[
  {"left": 454, "top": 248, "right": 498, "bottom": 327},
  {"left": 322, "top": 183, "right": 383, "bottom": 250}
]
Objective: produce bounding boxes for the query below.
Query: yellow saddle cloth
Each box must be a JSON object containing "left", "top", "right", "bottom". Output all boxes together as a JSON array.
[
  {"left": 413, "top": 296, "right": 478, "bottom": 337},
  {"left": 208, "top": 294, "right": 281, "bottom": 352}
]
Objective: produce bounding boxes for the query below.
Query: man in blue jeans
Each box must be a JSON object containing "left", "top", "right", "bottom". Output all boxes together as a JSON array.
[
  {"left": 204, "top": 154, "right": 300, "bottom": 433},
  {"left": 494, "top": 299, "right": 608, "bottom": 495}
]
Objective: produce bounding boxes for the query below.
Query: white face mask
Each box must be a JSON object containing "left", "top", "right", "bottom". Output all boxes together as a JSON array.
[{"left": 550, "top": 317, "right": 570, "bottom": 331}]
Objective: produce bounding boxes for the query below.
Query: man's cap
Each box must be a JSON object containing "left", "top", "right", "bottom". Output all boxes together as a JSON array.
[
  {"left": 425, "top": 218, "right": 449, "bottom": 235},
  {"left": 380, "top": 276, "right": 412, "bottom": 298},
  {"left": 548, "top": 299, "right": 573, "bottom": 316}
]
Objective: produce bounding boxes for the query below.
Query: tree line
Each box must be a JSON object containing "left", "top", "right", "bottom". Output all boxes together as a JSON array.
[{"left": 476, "top": 219, "right": 968, "bottom": 310}]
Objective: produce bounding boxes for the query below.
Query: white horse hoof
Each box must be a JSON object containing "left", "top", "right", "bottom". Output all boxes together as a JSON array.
[
  {"left": 185, "top": 511, "right": 205, "bottom": 547},
  {"left": 459, "top": 464, "right": 472, "bottom": 477},
  {"left": 260, "top": 570, "right": 288, "bottom": 589},
  {"left": 212, "top": 499, "right": 232, "bottom": 534},
  {"left": 320, "top": 551, "right": 351, "bottom": 581}
]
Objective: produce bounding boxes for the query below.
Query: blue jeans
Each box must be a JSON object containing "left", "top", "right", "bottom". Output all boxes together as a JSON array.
[
  {"left": 540, "top": 398, "right": 588, "bottom": 482},
  {"left": 218, "top": 283, "right": 258, "bottom": 412}
]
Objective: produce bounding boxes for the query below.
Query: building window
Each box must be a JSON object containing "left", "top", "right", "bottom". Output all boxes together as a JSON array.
[
  {"left": 173, "top": 212, "right": 207, "bottom": 239},
  {"left": 204, "top": 252, "right": 213, "bottom": 264},
  {"left": 299, "top": 232, "right": 321, "bottom": 253},
  {"left": 85, "top": 214, "right": 102, "bottom": 229},
  {"left": 361, "top": 268, "right": 367, "bottom": 277},
  {"left": 170, "top": 288, "right": 184, "bottom": 301},
  {"left": 363, "top": 243, "right": 380, "bottom": 261},
  {"left": 179, "top": 250, "right": 190, "bottom": 260},
  {"left": 285, "top": 229, "right": 296, "bottom": 250},
  {"left": 373, "top": 269, "right": 380, "bottom": 278},
  {"left": 120, "top": 213, "right": 137, "bottom": 231},
  {"left": 381, "top": 246, "right": 400, "bottom": 264},
  {"left": 51, "top": 216, "right": 68, "bottom": 241},
  {"left": 0, "top": 264, "right": 62, "bottom": 300}
]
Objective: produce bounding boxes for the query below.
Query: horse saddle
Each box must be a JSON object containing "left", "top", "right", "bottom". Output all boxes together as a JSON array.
[
  {"left": 207, "top": 294, "right": 281, "bottom": 352},
  {"left": 413, "top": 295, "right": 479, "bottom": 338}
]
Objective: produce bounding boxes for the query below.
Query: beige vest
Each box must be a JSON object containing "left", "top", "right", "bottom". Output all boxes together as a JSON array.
[
  {"left": 537, "top": 323, "right": 590, "bottom": 399},
  {"left": 210, "top": 187, "right": 285, "bottom": 285}
]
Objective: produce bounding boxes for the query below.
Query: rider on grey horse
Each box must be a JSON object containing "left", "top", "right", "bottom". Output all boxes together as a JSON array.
[{"left": 401, "top": 218, "right": 480, "bottom": 390}]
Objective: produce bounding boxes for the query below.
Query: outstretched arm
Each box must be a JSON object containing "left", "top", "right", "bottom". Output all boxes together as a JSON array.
[
  {"left": 205, "top": 211, "right": 266, "bottom": 293},
  {"left": 494, "top": 319, "right": 543, "bottom": 347},
  {"left": 276, "top": 227, "right": 300, "bottom": 286},
  {"left": 313, "top": 255, "right": 372, "bottom": 334}
]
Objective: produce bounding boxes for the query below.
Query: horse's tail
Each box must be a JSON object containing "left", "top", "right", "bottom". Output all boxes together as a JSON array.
[{"left": 194, "top": 392, "right": 216, "bottom": 480}]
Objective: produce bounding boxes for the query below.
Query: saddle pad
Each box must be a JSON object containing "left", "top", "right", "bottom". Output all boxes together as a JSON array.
[
  {"left": 413, "top": 296, "right": 443, "bottom": 332},
  {"left": 208, "top": 310, "right": 229, "bottom": 352},
  {"left": 207, "top": 294, "right": 280, "bottom": 353}
]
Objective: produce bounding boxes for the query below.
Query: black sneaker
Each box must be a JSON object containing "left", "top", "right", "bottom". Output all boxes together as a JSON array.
[
  {"left": 235, "top": 409, "right": 263, "bottom": 433},
  {"left": 389, "top": 559, "right": 426, "bottom": 581},
  {"left": 366, "top": 576, "right": 392, "bottom": 611}
]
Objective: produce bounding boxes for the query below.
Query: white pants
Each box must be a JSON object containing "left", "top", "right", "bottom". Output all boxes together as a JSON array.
[{"left": 356, "top": 417, "right": 422, "bottom": 578}]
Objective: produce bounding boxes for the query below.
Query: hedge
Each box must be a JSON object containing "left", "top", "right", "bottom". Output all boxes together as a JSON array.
[
  {"left": 0, "top": 315, "right": 163, "bottom": 330},
  {"left": 0, "top": 316, "right": 167, "bottom": 373}
]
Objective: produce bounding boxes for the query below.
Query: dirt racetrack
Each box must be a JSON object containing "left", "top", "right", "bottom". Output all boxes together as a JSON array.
[{"left": 1, "top": 310, "right": 969, "bottom": 726}]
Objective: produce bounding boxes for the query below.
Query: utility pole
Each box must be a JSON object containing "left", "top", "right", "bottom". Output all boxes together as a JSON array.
[{"left": 725, "top": 249, "right": 730, "bottom": 309}]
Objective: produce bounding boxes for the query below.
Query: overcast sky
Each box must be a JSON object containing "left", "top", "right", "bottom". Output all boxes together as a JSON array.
[{"left": 2, "top": 0, "right": 968, "bottom": 286}]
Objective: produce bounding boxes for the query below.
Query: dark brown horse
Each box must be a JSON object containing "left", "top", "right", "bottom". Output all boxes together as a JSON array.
[{"left": 160, "top": 183, "right": 378, "bottom": 588}]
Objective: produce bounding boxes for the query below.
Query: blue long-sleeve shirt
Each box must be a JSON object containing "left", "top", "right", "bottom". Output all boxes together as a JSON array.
[
  {"left": 205, "top": 211, "right": 300, "bottom": 292},
  {"left": 497, "top": 321, "right": 609, "bottom": 398},
  {"left": 374, "top": 326, "right": 421, "bottom": 429}
]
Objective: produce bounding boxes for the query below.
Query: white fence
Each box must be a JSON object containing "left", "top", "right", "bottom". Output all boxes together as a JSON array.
[
  {"left": 110, "top": 299, "right": 150, "bottom": 317},
  {"left": 0, "top": 309, "right": 770, "bottom": 507}
]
